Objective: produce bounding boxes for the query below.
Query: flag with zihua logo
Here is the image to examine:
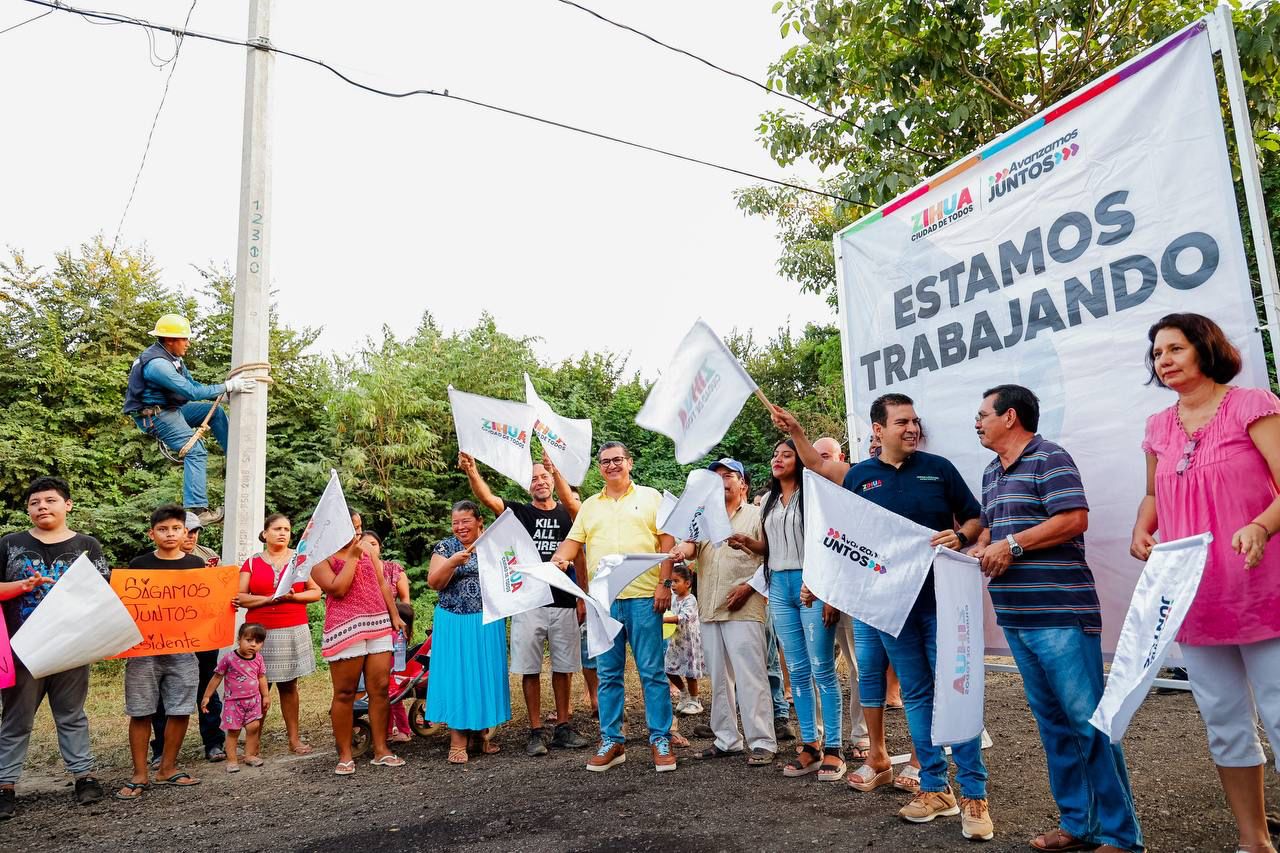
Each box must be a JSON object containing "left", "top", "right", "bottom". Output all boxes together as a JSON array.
[
  {"left": 1090, "top": 532, "right": 1211, "bottom": 742},
  {"left": 635, "top": 319, "right": 758, "bottom": 464},
  {"left": 801, "top": 470, "right": 936, "bottom": 637},
  {"left": 659, "top": 469, "right": 733, "bottom": 545},
  {"left": 932, "top": 546, "right": 985, "bottom": 746},
  {"left": 449, "top": 385, "right": 537, "bottom": 491},
  {"left": 524, "top": 373, "right": 593, "bottom": 487},
  {"left": 475, "top": 510, "right": 554, "bottom": 624}
]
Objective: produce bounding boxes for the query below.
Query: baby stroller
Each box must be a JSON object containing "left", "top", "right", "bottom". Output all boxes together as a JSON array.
[{"left": 350, "top": 632, "right": 438, "bottom": 757}]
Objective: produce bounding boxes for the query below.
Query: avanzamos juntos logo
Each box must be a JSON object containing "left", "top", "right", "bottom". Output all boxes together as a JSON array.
[
  {"left": 987, "top": 129, "right": 1081, "bottom": 203},
  {"left": 822, "top": 527, "right": 887, "bottom": 574}
]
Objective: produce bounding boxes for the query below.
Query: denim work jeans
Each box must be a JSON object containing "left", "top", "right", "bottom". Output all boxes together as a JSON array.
[
  {"left": 1005, "top": 626, "right": 1144, "bottom": 851},
  {"left": 764, "top": 611, "right": 789, "bottom": 720},
  {"left": 853, "top": 617, "right": 889, "bottom": 707},
  {"left": 878, "top": 595, "right": 987, "bottom": 798},
  {"left": 597, "top": 596, "right": 672, "bottom": 745},
  {"left": 135, "top": 402, "right": 229, "bottom": 509},
  {"left": 768, "top": 569, "right": 841, "bottom": 748}
]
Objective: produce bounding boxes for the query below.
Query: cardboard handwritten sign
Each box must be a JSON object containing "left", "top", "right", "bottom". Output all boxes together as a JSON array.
[{"left": 109, "top": 566, "right": 238, "bottom": 658}]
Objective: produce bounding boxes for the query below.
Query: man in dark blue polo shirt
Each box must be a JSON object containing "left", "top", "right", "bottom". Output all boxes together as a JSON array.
[
  {"left": 971, "top": 385, "right": 1142, "bottom": 853},
  {"left": 773, "top": 395, "right": 993, "bottom": 843}
]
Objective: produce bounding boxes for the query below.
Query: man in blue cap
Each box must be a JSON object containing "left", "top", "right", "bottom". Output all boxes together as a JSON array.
[{"left": 670, "top": 457, "right": 776, "bottom": 766}]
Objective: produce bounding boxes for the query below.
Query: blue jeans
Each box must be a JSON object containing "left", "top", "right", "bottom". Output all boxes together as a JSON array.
[
  {"left": 765, "top": 611, "right": 789, "bottom": 720},
  {"left": 135, "top": 402, "right": 229, "bottom": 509},
  {"left": 769, "top": 570, "right": 841, "bottom": 748},
  {"left": 879, "top": 596, "right": 986, "bottom": 797},
  {"left": 1005, "top": 627, "right": 1144, "bottom": 851},
  {"left": 853, "top": 618, "right": 889, "bottom": 707},
  {"left": 597, "top": 597, "right": 671, "bottom": 745}
]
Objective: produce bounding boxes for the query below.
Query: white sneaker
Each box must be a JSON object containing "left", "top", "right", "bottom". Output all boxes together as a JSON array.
[{"left": 677, "top": 699, "right": 703, "bottom": 716}]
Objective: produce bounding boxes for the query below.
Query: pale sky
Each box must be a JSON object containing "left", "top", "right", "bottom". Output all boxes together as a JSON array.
[{"left": 2, "top": 0, "right": 836, "bottom": 376}]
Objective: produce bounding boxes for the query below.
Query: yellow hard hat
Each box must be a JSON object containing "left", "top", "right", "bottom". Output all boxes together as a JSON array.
[{"left": 150, "top": 314, "right": 192, "bottom": 338}]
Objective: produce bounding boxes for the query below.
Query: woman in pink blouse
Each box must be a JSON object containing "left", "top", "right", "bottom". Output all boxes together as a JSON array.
[{"left": 1131, "top": 313, "right": 1280, "bottom": 853}]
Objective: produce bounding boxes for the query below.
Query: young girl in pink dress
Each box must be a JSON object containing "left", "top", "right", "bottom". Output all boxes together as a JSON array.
[{"left": 201, "top": 623, "right": 269, "bottom": 773}]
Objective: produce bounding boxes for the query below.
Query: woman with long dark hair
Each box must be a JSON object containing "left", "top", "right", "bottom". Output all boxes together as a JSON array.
[{"left": 760, "top": 439, "right": 845, "bottom": 782}]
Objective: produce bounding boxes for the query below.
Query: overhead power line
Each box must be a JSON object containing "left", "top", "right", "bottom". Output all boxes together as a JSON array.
[
  {"left": 0, "top": 7, "right": 52, "bottom": 35},
  {"left": 551, "top": 0, "right": 945, "bottom": 163},
  {"left": 22, "top": 0, "right": 863, "bottom": 207}
]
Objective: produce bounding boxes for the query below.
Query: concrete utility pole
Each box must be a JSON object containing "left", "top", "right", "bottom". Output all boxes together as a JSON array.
[{"left": 222, "top": 0, "right": 274, "bottom": 564}]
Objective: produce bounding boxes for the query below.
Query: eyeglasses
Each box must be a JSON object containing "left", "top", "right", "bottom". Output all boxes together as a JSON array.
[
  {"left": 598, "top": 455, "right": 627, "bottom": 468},
  {"left": 974, "top": 410, "right": 995, "bottom": 423},
  {"left": 1176, "top": 438, "right": 1197, "bottom": 476}
]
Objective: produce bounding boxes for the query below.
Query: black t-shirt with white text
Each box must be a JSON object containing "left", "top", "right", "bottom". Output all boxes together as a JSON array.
[
  {"left": 505, "top": 501, "right": 576, "bottom": 608},
  {"left": 0, "top": 531, "right": 109, "bottom": 637}
]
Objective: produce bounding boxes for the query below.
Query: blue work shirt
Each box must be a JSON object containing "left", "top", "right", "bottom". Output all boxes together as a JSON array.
[
  {"left": 842, "top": 450, "right": 981, "bottom": 609},
  {"left": 140, "top": 357, "right": 224, "bottom": 408}
]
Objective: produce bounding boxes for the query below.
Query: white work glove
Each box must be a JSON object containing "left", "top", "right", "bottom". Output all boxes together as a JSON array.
[{"left": 224, "top": 377, "right": 256, "bottom": 394}]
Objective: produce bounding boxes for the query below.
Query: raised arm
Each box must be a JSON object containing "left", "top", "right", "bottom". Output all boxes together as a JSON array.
[
  {"left": 458, "top": 452, "right": 506, "bottom": 516},
  {"left": 543, "top": 455, "right": 581, "bottom": 519},
  {"left": 770, "top": 406, "right": 847, "bottom": 484},
  {"left": 311, "top": 552, "right": 359, "bottom": 598}
]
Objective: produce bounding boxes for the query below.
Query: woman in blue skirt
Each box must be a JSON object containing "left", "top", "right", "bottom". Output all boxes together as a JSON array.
[{"left": 426, "top": 500, "right": 511, "bottom": 763}]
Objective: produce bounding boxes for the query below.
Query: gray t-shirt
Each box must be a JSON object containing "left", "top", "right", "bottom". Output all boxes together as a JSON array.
[{"left": 762, "top": 491, "right": 804, "bottom": 571}]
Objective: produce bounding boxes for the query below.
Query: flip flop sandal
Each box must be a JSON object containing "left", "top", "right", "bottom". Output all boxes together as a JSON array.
[
  {"left": 289, "top": 743, "right": 315, "bottom": 756},
  {"left": 334, "top": 761, "right": 356, "bottom": 776},
  {"left": 447, "top": 748, "right": 469, "bottom": 765},
  {"left": 694, "top": 745, "right": 743, "bottom": 760},
  {"left": 370, "top": 754, "right": 406, "bottom": 767},
  {"left": 243, "top": 756, "right": 264, "bottom": 767},
  {"left": 670, "top": 733, "right": 690, "bottom": 748},
  {"left": 847, "top": 764, "right": 893, "bottom": 792},
  {"left": 113, "top": 782, "right": 148, "bottom": 801},
  {"left": 848, "top": 738, "right": 871, "bottom": 762},
  {"left": 893, "top": 765, "right": 921, "bottom": 792},
  {"left": 782, "top": 744, "right": 822, "bottom": 777},
  {"left": 1029, "top": 828, "right": 1097, "bottom": 852},
  {"left": 817, "top": 756, "right": 847, "bottom": 782},
  {"left": 225, "top": 765, "right": 241, "bottom": 774},
  {"left": 155, "top": 772, "right": 200, "bottom": 787}
]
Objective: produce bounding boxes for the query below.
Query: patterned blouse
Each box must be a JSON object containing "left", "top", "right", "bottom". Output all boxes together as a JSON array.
[{"left": 433, "top": 536, "right": 482, "bottom": 615}]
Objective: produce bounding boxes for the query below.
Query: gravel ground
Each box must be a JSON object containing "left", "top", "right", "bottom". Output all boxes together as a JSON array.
[{"left": 8, "top": 670, "right": 1278, "bottom": 853}]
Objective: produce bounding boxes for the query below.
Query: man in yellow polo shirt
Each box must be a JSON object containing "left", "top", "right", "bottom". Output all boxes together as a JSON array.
[{"left": 552, "top": 441, "right": 676, "bottom": 773}]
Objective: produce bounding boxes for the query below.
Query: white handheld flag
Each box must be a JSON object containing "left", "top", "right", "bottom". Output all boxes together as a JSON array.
[
  {"left": 746, "top": 564, "right": 769, "bottom": 598},
  {"left": 511, "top": 561, "right": 624, "bottom": 658},
  {"left": 659, "top": 469, "right": 733, "bottom": 545},
  {"left": 274, "top": 470, "right": 355, "bottom": 599},
  {"left": 11, "top": 554, "right": 142, "bottom": 678},
  {"left": 1090, "top": 533, "right": 1211, "bottom": 742},
  {"left": 449, "top": 385, "right": 537, "bottom": 491},
  {"left": 475, "top": 510, "right": 555, "bottom": 623},
  {"left": 635, "top": 319, "right": 759, "bottom": 464},
  {"left": 657, "top": 490, "right": 679, "bottom": 530},
  {"left": 588, "top": 554, "right": 668, "bottom": 609},
  {"left": 932, "top": 547, "right": 985, "bottom": 746},
  {"left": 524, "top": 374, "right": 593, "bottom": 487},
  {"left": 801, "top": 469, "right": 936, "bottom": 637}
]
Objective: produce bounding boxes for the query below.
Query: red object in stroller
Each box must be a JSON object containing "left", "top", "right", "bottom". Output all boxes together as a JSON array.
[{"left": 350, "top": 633, "right": 438, "bottom": 757}]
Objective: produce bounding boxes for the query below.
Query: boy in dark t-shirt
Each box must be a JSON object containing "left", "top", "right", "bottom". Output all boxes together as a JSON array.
[
  {"left": 117, "top": 505, "right": 205, "bottom": 801},
  {"left": 0, "top": 476, "right": 109, "bottom": 819}
]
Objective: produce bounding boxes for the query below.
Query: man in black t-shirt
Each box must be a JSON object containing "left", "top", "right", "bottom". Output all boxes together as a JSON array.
[
  {"left": 460, "top": 451, "right": 591, "bottom": 755},
  {"left": 0, "top": 476, "right": 109, "bottom": 818}
]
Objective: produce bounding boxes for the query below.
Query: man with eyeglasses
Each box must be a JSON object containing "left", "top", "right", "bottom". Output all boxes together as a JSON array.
[
  {"left": 971, "top": 384, "right": 1142, "bottom": 853},
  {"left": 551, "top": 442, "right": 677, "bottom": 773}
]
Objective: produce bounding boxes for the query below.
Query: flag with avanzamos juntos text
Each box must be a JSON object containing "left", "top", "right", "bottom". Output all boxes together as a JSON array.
[
  {"left": 449, "top": 385, "right": 537, "bottom": 492},
  {"left": 524, "top": 374, "right": 593, "bottom": 487},
  {"left": 476, "top": 510, "right": 554, "bottom": 623},
  {"left": 635, "top": 319, "right": 758, "bottom": 465},
  {"left": 932, "top": 546, "right": 986, "bottom": 746},
  {"left": 1090, "top": 532, "right": 1211, "bottom": 742}
]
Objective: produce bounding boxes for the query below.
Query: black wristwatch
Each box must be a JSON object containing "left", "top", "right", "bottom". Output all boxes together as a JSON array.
[
  {"left": 662, "top": 578, "right": 674, "bottom": 589},
  {"left": 955, "top": 530, "right": 970, "bottom": 548}
]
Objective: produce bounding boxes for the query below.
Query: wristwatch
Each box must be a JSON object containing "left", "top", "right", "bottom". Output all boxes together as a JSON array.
[
  {"left": 662, "top": 578, "right": 674, "bottom": 589},
  {"left": 1006, "top": 534, "right": 1024, "bottom": 558},
  {"left": 955, "top": 530, "right": 970, "bottom": 548}
]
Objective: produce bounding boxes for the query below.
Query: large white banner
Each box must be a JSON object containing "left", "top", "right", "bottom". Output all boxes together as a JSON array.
[
  {"left": 1090, "top": 533, "right": 1211, "bottom": 742},
  {"left": 275, "top": 469, "right": 355, "bottom": 598},
  {"left": 932, "top": 547, "right": 986, "bottom": 746},
  {"left": 11, "top": 554, "right": 141, "bottom": 678},
  {"left": 524, "top": 373, "right": 593, "bottom": 487},
  {"left": 449, "top": 385, "right": 536, "bottom": 492},
  {"left": 475, "top": 510, "right": 554, "bottom": 623},
  {"left": 835, "top": 22, "right": 1267, "bottom": 654},
  {"left": 801, "top": 470, "right": 936, "bottom": 637},
  {"left": 635, "top": 319, "right": 759, "bottom": 464},
  {"left": 659, "top": 469, "right": 733, "bottom": 545}
]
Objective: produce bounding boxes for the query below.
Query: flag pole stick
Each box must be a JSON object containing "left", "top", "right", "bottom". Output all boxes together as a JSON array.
[{"left": 753, "top": 388, "right": 775, "bottom": 412}]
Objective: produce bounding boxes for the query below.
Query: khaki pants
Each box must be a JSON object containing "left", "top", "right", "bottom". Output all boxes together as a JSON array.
[{"left": 702, "top": 621, "right": 776, "bottom": 754}]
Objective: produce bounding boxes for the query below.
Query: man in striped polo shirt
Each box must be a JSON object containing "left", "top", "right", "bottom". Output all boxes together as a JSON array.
[{"left": 971, "top": 384, "right": 1142, "bottom": 853}]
